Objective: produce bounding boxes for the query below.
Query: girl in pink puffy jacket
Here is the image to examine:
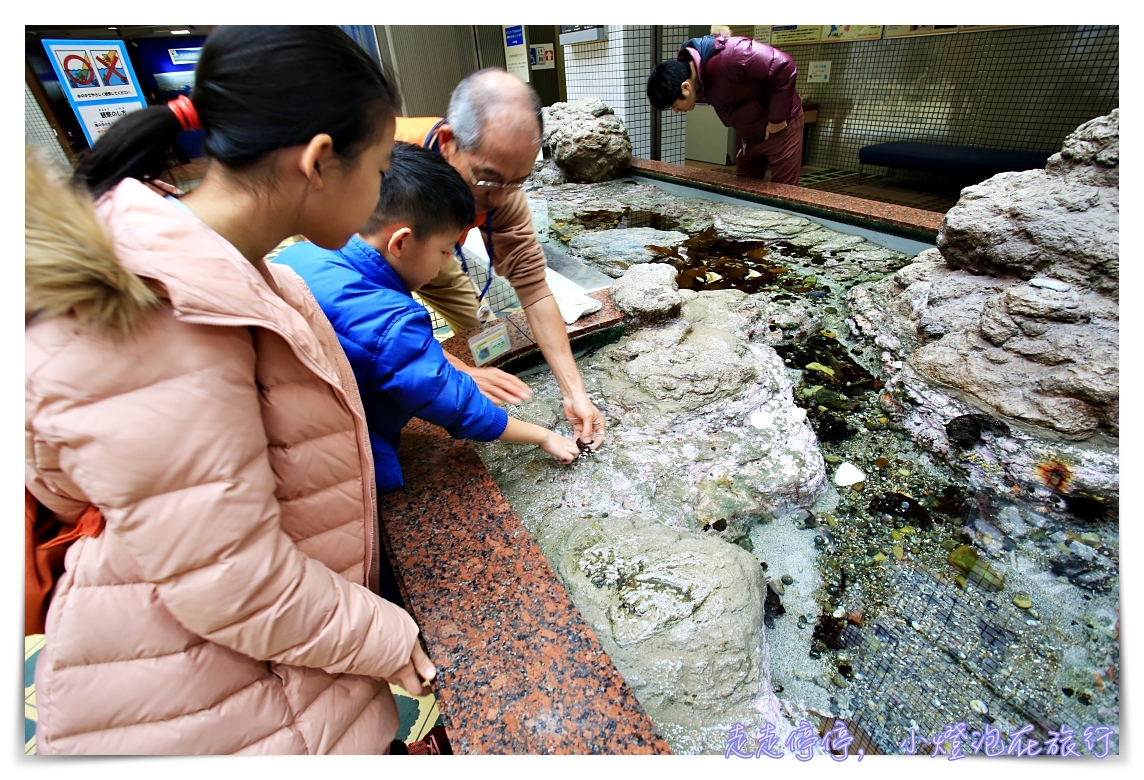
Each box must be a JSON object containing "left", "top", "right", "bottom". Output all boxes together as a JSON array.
[{"left": 25, "top": 26, "right": 434, "bottom": 754}]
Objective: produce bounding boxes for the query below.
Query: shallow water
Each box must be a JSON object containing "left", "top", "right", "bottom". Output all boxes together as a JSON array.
[{"left": 476, "top": 180, "right": 1120, "bottom": 755}]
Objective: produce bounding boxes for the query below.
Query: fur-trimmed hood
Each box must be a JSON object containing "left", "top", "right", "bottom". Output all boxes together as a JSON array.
[{"left": 24, "top": 146, "right": 159, "bottom": 335}]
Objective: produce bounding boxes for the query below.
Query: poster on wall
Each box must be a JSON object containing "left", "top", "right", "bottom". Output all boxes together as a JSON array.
[
  {"left": 752, "top": 26, "right": 773, "bottom": 44},
  {"left": 958, "top": 25, "right": 1027, "bottom": 33},
  {"left": 883, "top": 25, "right": 960, "bottom": 38},
  {"left": 153, "top": 71, "right": 197, "bottom": 99},
  {"left": 503, "top": 25, "right": 530, "bottom": 82},
  {"left": 770, "top": 25, "right": 824, "bottom": 45},
  {"left": 42, "top": 38, "right": 148, "bottom": 145},
  {"left": 822, "top": 25, "right": 883, "bottom": 41},
  {"left": 168, "top": 47, "right": 202, "bottom": 65},
  {"left": 529, "top": 42, "right": 555, "bottom": 70}
]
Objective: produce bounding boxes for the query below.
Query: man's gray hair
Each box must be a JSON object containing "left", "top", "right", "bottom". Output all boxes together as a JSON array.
[{"left": 447, "top": 68, "right": 543, "bottom": 151}]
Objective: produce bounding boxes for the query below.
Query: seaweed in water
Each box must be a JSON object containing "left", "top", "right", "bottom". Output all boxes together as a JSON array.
[{"left": 868, "top": 491, "right": 934, "bottom": 529}]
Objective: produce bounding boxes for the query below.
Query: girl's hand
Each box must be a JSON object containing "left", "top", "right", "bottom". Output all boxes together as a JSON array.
[
  {"left": 383, "top": 641, "right": 437, "bottom": 697},
  {"left": 541, "top": 430, "right": 580, "bottom": 464}
]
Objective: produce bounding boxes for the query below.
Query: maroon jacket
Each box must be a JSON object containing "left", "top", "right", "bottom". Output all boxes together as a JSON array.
[{"left": 679, "top": 35, "right": 803, "bottom": 144}]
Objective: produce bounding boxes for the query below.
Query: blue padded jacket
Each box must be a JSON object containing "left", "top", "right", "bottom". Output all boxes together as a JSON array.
[{"left": 273, "top": 236, "right": 508, "bottom": 492}]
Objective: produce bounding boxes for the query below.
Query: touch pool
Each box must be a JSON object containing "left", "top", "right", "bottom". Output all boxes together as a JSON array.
[{"left": 470, "top": 113, "right": 1120, "bottom": 756}]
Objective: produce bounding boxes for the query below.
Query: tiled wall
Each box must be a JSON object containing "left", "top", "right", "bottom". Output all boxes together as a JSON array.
[
  {"left": 563, "top": 26, "right": 652, "bottom": 158},
  {"left": 25, "top": 83, "right": 71, "bottom": 172},
  {"left": 781, "top": 25, "right": 1119, "bottom": 174}
]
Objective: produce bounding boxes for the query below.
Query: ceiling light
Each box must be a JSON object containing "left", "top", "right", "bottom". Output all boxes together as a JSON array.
[{"left": 171, "top": 29, "right": 190, "bottom": 35}]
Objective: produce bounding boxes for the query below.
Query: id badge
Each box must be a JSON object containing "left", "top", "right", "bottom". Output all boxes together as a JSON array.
[{"left": 468, "top": 322, "right": 511, "bottom": 367}]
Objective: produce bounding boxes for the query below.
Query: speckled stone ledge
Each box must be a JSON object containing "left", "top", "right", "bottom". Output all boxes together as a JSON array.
[
  {"left": 631, "top": 158, "right": 944, "bottom": 244},
  {"left": 378, "top": 420, "right": 669, "bottom": 754},
  {"left": 380, "top": 291, "right": 668, "bottom": 754}
]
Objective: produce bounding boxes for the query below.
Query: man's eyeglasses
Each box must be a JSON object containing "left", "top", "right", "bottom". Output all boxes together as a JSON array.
[{"left": 459, "top": 154, "right": 526, "bottom": 192}]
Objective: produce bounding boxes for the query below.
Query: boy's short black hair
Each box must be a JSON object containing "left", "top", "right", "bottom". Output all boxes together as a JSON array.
[
  {"left": 362, "top": 142, "right": 476, "bottom": 238},
  {"left": 647, "top": 60, "right": 692, "bottom": 111}
]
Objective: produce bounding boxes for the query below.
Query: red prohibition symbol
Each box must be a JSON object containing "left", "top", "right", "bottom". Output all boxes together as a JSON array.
[{"left": 62, "top": 54, "right": 96, "bottom": 85}]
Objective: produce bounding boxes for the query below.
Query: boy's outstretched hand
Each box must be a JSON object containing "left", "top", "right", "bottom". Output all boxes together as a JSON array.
[{"left": 541, "top": 430, "right": 581, "bottom": 464}]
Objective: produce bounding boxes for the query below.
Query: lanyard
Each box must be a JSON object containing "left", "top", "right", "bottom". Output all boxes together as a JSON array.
[
  {"left": 454, "top": 214, "right": 495, "bottom": 304},
  {"left": 427, "top": 122, "right": 496, "bottom": 306}
]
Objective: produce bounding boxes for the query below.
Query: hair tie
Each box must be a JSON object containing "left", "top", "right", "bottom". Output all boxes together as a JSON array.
[{"left": 167, "top": 95, "right": 202, "bottom": 131}]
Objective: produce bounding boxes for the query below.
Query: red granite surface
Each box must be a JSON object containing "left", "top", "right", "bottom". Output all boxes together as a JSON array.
[
  {"left": 382, "top": 289, "right": 664, "bottom": 753},
  {"left": 443, "top": 289, "right": 624, "bottom": 368},
  {"left": 632, "top": 158, "right": 944, "bottom": 237},
  {"left": 378, "top": 419, "right": 670, "bottom": 754}
]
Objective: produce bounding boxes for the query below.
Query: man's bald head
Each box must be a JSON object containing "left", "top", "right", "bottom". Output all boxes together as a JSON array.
[{"left": 447, "top": 68, "right": 543, "bottom": 152}]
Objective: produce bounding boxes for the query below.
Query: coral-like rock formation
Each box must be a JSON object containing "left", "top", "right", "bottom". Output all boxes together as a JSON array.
[{"left": 541, "top": 97, "right": 633, "bottom": 182}]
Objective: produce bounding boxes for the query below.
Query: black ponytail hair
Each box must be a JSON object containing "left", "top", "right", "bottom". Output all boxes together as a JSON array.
[{"left": 74, "top": 26, "right": 400, "bottom": 198}]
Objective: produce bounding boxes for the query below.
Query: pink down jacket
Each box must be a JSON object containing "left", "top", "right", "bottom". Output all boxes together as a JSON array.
[{"left": 25, "top": 174, "right": 421, "bottom": 754}]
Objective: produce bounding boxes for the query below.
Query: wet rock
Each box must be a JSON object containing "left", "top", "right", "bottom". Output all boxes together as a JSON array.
[
  {"left": 528, "top": 158, "right": 568, "bottom": 187},
  {"left": 557, "top": 516, "right": 768, "bottom": 752},
  {"left": 945, "top": 413, "right": 1010, "bottom": 449},
  {"left": 568, "top": 227, "right": 689, "bottom": 278},
  {"left": 610, "top": 263, "right": 682, "bottom": 322},
  {"left": 883, "top": 363, "right": 1119, "bottom": 504},
  {"left": 541, "top": 97, "right": 633, "bottom": 182}
]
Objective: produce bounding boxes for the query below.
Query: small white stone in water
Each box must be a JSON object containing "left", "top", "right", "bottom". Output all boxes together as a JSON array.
[
  {"left": 834, "top": 462, "right": 866, "bottom": 486},
  {"left": 1029, "top": 277, "right": 1072, "bottom": 292},
  {"left": 970, "top": 699, "right": 988, "bottom": 715},
  {"left": 749, "top": 411, "right": 774, "bottom": 430}
]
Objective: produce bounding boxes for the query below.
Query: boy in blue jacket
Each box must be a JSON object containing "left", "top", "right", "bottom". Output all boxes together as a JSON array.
[{"left": 275, "top": 142, "right": 579, "bottom": 496}]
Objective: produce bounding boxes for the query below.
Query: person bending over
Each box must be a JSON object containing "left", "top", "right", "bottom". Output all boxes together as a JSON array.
[
  {"left": 647, "top": 33, "right": 804, "bottom": 185},
  {"left": 274, "top": 141, "right": 579, "bottom": 501}
]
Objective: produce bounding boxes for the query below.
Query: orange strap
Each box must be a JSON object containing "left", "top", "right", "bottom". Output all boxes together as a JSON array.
[
  {"left": 26, "top": 491, "right": 105, "bottom": 635},
  {"left": 40, "top": 504, "right": 105, "bottom": 549}
]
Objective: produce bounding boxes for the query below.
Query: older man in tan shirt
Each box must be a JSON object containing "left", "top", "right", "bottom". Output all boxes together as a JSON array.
[{"left": 394, "top": 68, "right": 605, "bottom": 450}]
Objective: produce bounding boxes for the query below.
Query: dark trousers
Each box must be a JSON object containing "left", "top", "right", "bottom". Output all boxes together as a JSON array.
[{"left": 735, "top": 112, "right": 805, "bottom": 185}]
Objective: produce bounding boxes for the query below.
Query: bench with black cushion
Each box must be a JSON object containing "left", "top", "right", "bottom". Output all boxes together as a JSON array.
[{"left": 858, "top": 142, "right": 1055, "bottom": 179}]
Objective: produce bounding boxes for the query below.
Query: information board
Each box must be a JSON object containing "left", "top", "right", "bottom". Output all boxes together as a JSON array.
[
  {"left": 822, "top": 25, "right": 884, "bottom": 42},
  {"left": 503, "top": 25, "right": 530, "bottom": 83},
  {"left": 42, "top": 38, "right": 148, "bottom": 146},
  {"left": 770, "top": 25, "right": 824, "bottom": 45},
  {"left": 883, "top": 26, "right": 960, "bottom": 38}
]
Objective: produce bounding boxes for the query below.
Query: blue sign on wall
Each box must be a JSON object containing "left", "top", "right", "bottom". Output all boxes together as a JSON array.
[
  {"left": 505, "top": 26, "right": 524, "bottom": 47},
  {"left": 41, "top": 38, "right": 148, "bottom": 146}
]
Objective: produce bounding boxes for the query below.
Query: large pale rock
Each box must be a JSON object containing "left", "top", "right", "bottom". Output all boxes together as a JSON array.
[
  {"left": 569, "top": 227, "right": 689, "bottom": 278},
  {"left": 938, "top": 110, "right": 1119, "bottom": 298},
  {"left": 853, "top": 112, "right": 1120, "bottom": 441},
  {"left": 542, "top": 97, "right": 633, "bottom": 182},
  {"left": 556, "top": 517, "right": 769, "bottom": 753},
  {"left": 610, "top": 263, "right": 682, "bottom": 322}
]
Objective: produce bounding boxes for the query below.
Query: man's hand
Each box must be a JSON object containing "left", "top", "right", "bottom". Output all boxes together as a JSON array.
[
  {"left": 383, "top": 641, "right": 437, "bottom": 698},
  {"left": 444, "top": 351, "right": 533, "bottom": 405},
  {"left": 564, "top": 393, "right": 606, "bottom": 450},
  {"left": 765, "top": 120, "right": 788, "bottom": 141},
  {"left": 465, "top": 365, "right": 533, "bottom": 405}
]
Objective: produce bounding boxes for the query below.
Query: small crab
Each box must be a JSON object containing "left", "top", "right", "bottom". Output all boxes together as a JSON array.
[{"left": 575, "top": 439, "right": 596, "bottom": 460}]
